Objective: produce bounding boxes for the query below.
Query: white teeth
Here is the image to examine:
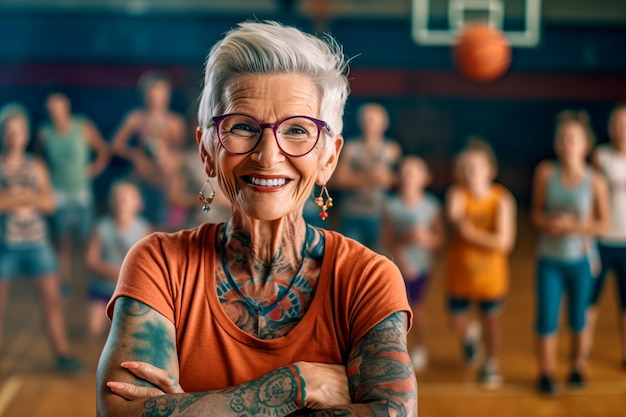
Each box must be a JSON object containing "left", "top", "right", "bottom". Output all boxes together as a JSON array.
[{"left": 250, "top": 177, "right": 287, "bottom": 187}]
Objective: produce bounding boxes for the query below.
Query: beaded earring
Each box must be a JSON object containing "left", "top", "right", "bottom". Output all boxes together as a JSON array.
[
  {"left": 198, "top": 179, "right": 216, "bottom": 212},
  {"left": 314, "top": 185, "right": 333, "bottom": 220}
]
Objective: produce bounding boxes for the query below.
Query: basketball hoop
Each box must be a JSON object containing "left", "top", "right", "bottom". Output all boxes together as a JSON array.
[{"left": 412, "top": 0, "right": 542, "bottom": 48}]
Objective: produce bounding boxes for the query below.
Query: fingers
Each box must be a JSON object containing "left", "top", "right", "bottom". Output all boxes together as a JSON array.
[
  {"left": 106, "top": 361, "right": 185, "bottom": 401},
  {"left": 119, "top": 361, "right": 185, "bottom": 394},
  {"left": 106, "top": 381, "right": 165, "bottom": 401}
]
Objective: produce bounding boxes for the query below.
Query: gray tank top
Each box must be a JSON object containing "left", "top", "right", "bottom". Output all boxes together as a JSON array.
[{"left": 537, "top": 164, "right": 594, "bottom": 261}]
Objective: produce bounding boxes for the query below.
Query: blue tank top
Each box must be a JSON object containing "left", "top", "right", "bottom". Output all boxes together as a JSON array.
[
  {"left": 39, "top": 117, "right": 90, "bottom": 194},
  {"left": 537, "top": 164, "right": 594, "bottom": 261}
]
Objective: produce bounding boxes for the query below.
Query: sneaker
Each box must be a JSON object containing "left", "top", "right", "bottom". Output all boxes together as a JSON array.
[
  {"left": 462, "top": 321, "right": 481, "bottom": 364},
  {"left": 479, "top": 362, "right": 502, "bottom": 389},
  {"left": 567, "top": 369, "right": 586, "bottom": 389},
  {"left": 537, "top": 374, "right": 556, "bottom": 396},
  {"left": 56, "top": 356, "right": 85, "bottom": 374},
  {"left": 410, "top": 346, "right": 428, "bottom": 373}
]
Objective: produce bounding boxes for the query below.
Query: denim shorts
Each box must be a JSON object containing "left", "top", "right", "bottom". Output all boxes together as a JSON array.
[
  {"left": 52, "top": 199, "right": 93, "bottom": 240},
  {"left": 0, "top": 243, "right": 59, "bottom": 279}
]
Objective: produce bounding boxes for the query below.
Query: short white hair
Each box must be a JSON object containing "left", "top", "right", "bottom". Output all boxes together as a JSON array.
[{"left": 198, "top": 20, "right": 350, "bottom": 158}]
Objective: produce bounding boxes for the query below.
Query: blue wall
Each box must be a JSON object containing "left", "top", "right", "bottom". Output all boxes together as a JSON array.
[{"left": 1, "top": 10, "right": 625, "bottom": 202}]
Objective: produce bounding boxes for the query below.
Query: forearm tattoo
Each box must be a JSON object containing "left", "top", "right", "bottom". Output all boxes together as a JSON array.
[
  {"left": 142, "top": 393, "right": 205, "bottom": 417},
  {"left": 139, "top": 367, "right": 302, "bottom": 417},
  {"left": 346, "top": 312, "right": 417, "bottom": 416},
  {"left": 296, "top": 313, "right": 417, "bottom": 417}
]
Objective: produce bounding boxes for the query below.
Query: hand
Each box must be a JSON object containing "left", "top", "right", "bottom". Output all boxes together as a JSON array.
[
  {"left": 547, "top": 213, "right": 577, "bottom": 236},
  {"left": 370, "top": 165, "right": 395, "bottom": 189},
  {"left": 106, "top": 361, "right": 185, "bottom": 401},
  {"left": 405, "top": 226, "right": 429, "bottom": 245},
  {"left": 457, "top": 219, "right": 476, "bottom": 238},
  {"left": 294, "top": 362, "right": 351, "bottom": 410},
  {"left": 130, "top": 150, "right": 156, "bottom": 180}
]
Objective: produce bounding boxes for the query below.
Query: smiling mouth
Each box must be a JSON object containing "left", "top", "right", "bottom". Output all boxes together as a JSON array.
[{"left": 243, "top": 176, "right": 290, "bottom": 187}]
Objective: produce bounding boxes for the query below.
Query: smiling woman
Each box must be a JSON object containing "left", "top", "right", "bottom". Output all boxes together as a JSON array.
[{"left": 96, "top": 20, "right": 416, "bottom": 417}]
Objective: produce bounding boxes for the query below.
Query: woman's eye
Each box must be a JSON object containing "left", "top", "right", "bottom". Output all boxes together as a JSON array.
[
  {"left": 231, "top": 123, "right": 257, "bottom": 132},
  {"left": 283, "top": 125, "right": 309, "bottom": 136}
]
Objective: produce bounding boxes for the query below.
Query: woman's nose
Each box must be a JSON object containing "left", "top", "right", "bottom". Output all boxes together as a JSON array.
[{"left": 251, "top": 128, "right": 284, "bottom": 165}]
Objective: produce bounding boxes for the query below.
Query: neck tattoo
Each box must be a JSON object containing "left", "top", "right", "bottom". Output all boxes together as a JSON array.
[{"left": 220, "top": 223, "right": 306, "bottom": 315}]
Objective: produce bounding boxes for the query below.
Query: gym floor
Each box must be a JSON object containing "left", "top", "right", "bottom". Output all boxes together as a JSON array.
[{"left": 1, "top": 214, "right": 625, "bottom": 416}]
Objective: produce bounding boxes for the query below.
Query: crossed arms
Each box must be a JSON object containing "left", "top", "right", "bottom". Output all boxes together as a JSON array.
[{"left": 96, "top": 297, "right": 417, "bottom": 417}]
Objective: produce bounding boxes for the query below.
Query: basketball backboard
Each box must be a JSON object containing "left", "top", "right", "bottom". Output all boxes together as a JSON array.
[{"left": 412, "top": 0, "right": 542, "bottom": 47}]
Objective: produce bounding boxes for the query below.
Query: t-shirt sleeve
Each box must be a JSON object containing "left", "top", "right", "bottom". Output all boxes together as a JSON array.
[
  {"left": 106, "top": 233, "right": 176, "bottom": 323},
  {"left": 346, "top": 249, "right": 412, "bottom": 346}
]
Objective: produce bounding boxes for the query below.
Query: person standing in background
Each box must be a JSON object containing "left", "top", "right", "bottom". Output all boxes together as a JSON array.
[
  {"left": 332, "top": 102, "right": 401, "bottom": 250},
  {"left": 446, "top": 139, "right": 517, "bottom": 389},
  {"left": 85, "top": 179, "right": 151, "bottom": 339},
  {"left": 0, "top": 103, "right": 84, "bottom": 373},
  {"left": 382, "top": 156, "right": 444, "bottom": 372},
  {"left": 587, "top": 104, "right": 626, "bottom": 368},
  {"left": 532, "top": 110, "right": 609, "bottom": 395},
  {"left": 164, "top": 110, "right": 230, "bottom": 231},
  {"left": 111, "top": 71, "right": 186, "bottom": 230},
  {"left": 38, "top": 88, "right": 110, "bottom": 297}
]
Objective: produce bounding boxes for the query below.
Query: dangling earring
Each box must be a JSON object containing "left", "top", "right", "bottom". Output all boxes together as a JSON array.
[
  {"left": 314, "top": 184, "right": 333, "bottom": 220},
  {"left": 198, "top": 179, "right": 216, "bottom": 212}
]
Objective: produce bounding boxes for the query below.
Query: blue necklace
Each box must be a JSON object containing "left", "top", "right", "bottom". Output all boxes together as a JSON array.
[{"left": 220, "top": 223, "right": 306, "bottom": 315}]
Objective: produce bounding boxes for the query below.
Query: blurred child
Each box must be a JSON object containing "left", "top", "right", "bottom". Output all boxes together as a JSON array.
[
  {"left": 587, "top": 104, "right": 626, "bottom": 368},
  {"left": 445, "top": 139, "right": 516, "bottom": 388},
  {"left": 38, "top": 87, "right": 110, "bottom": 296},
  {"left": 531, "top": 110, "right": 609, "bottom": 395},
  {"left": 111, "top": 71, "right": 186, "bottom": 229},
  {"left": 85, "top": 179, "right": 150, "bottom": 338},
  {"left": 382, "top": 156, "right": 444, "bottom": 372},
  {"left": 0, "top": 103, "right": 83, "bottom": 372},
  {"left": 332, "top": 103, "right": 401, "bottom": 250}
]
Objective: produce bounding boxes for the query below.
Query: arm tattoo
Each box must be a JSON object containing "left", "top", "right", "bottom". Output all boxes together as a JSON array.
[
  {"left": 114, "top": 298, "right": 176, "bottom": 386},
  {"left": 142, "top": 393, "right": 205, "bottom": 417},
  {"left": 120, "top": 297, "right": 152, "bottom": 316},
  {"left": 222, "top": 367, "right": 301, "bottom": 416},
  {"left": 299, "top": 313, "right": 417, "bottom": 417},
  {"left": 347, "top": 312, "right": 417, "bottom": 416},
  {"left": 132, "top": 320, "right": 176, "bottom": 369}
]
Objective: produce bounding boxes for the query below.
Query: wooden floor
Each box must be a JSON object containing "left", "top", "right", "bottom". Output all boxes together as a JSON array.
[{"left": 1, "top": 216, "right": 626, "bottom": 416}]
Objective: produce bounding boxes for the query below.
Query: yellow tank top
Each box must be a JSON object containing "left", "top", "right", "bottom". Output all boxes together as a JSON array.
[{"left": 447, "top": 184, "right": 510, "bottom": 300}]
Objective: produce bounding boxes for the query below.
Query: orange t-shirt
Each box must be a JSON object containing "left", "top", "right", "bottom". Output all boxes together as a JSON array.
[
  {"left": 107, "top": 223, "right": 411, "bottom": 392},
  {"left": 447, "top": 184, "right": 510, "bottom": 300}
]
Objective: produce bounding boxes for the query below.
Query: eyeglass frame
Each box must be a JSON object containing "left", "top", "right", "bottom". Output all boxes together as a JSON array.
[{"left": 211, "top": 113, "right": 332, "bottom": 157}]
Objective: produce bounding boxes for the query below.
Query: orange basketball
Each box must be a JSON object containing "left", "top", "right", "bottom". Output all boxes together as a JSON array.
[{"left": 453, "top": 23, "right": 512, "bottom": 83}]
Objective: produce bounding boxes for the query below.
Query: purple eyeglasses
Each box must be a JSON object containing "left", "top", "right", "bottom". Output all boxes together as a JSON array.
[{"left": 212, "top": 113, "right": 331, "bottom": 157}]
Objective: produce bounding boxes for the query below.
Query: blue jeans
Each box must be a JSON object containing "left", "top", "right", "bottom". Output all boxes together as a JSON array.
[{"left": 535, "top": 257, "right": 592, "bottom": 335}]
